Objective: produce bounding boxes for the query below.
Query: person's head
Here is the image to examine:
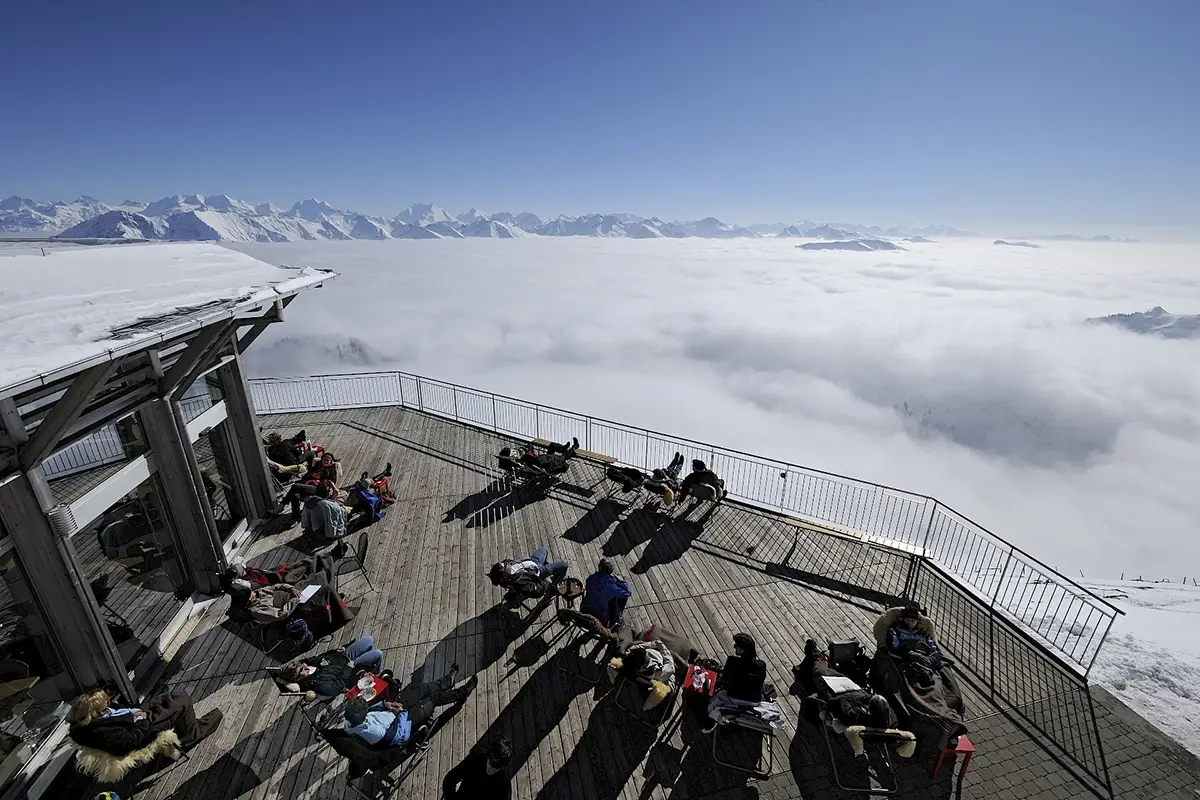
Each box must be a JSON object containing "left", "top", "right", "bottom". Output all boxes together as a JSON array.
[
  {"left": 315, "top": 482, "right": 330, "bottom": 499},
  {"left": 900, "top": 606, "right": 921, "bottom": 629},
  {"left": 652, "top": 469, "right": 666, "bottom": 480},
  {"left": 265, "top": 432, "right": 282, "bottom": 446},
  {"left": 622, "top": 646, "right": 650, "bottom": 674},
  {"left": 321, "top": 453, "right": 334, "bottom": 467},
  {"left": 499, "top": 447, "right": 512, "bottom": 458},
  {"left": 292, "top": 430, "right": 307, "bottom": 443},
  {"left": 692, "top": 459, "right": 706, "bottom": 472},
  {"left": 867, "top": 694, "right": 892, "bottom": 729},
  {"left": 732, "top": 632, "right": 757, "bottom": 660},
  {"left": 278, "top": 662, "right": 307, "bottom": 683},
  {"left": 67, "top": 688, "right": 111, "bottom": 726},
  {"left": 597, "top": 558, "right": 614, "bottom": 575},
  {"left": 488, "top": 562, "right": 509, "bottom": 585},
  {"left": 343, "top": 697, "right": 370, "bottom": 727},
  {"left": 486, "top": 737, "right": 513, "bottom": 772}
]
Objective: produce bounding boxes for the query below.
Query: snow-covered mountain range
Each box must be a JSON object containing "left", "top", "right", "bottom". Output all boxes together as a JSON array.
[
  {"left": 1087, "top": 306, "right": 1200, "bottom": 340},
  {"left": 0, "top": 192, "right": 978, "bottom": 243}
]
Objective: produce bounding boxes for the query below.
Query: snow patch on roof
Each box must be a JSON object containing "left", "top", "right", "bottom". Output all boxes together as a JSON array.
[{"left": 0, "top": 242, "right": 334, "bottom": 393}]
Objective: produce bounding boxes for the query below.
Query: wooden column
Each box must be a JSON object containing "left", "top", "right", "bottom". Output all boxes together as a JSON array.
[
  {"left": 139, "top": 399, "right": 224, "bottom": 594},
  {"left": 0, "top": 470, "right": 135, "bottom": 702},
  {"left": 216, "top": 349, "right": 275, "bottom": 521}
]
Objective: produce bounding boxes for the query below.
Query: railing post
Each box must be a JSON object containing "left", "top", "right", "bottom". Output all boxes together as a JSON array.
[
  {"left": 396, "top": 372, "right": 405, "bottom": 407},
  {"left": 416, "top": 377, "right": 424, "bottom": 411},
  {"left": 644, "top": 434, "right": 650, "bottom": 469},
  {"left": 318, "top": 376, "right": 331, "bottom": 410},
  {"left": 919, "top": 499, "right": 938, "bottom": 557},
  {"left": 534, "top": 405, "right": 540, "bottom": 439},
  {"left": 988, "top": 548, "right": 1016, "bottom": 699},
  {"left": 586, "top": 417, "right": 591, "bottom": 452},
  {"left": 1084, "top": 613, "right": 1118, "bottom": 681},
  {"left": 778, "top": 470, "right": 788, "bottom": 510},
  {"left": 491, "top": 394, "right": 498, "bottom": 432},
  {"left": 452, "top": 388, "right": 459, "bottom": 421}
]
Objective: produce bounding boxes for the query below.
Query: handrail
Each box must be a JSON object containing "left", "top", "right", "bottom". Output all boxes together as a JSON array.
[{"left": 247, "top": 368, "right": 1122, "bottom": 674}]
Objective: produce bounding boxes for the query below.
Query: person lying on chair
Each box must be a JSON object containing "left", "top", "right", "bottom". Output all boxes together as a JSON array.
[
  {"left": 885, "top": 606, "right": 942, "bottom": 664},
  {"left": 68, "top": 687, "right": 222, "bottom": 781},
  {"left": 278, "top": 635, "right": 386, "bottom": 698},
  {"left": 794, "top": 640, "right": 896, "bottom": 729},
  {"left": 579, "top": 559, "right": 631, "bottom": 628},
  {"left": 488, "top": 545, "right": 568, "bottom": 597},
  {"left": 679, "top": 459, "right": 725, "bottom": 502},
  {"left": 608, "top": 639, "right": 677, "bottom": 710},
  {"left": 520, "top": 438, "right": 579, "bottom": 472},
  {"left": 301, "top": 483, "right": 351, "bottom": 540},
  {"left": 343, "top": 664, "right": 478, "bottom": 747}
]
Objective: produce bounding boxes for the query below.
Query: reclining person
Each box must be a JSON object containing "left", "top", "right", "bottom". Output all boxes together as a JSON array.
[
  {"left": 301, "top": 483, "right": 352, "bottom": 540},
  {"left": 679, "top": 459, "right": 725, "bottom": 502},
  {"left": 607, "top": 620, "right": 696, "bottom": 711},
  {"left": 702, "top": 632, "right": 769, "bottom": 733},
  {"left": 520, "top": 438, "right": 579, "bottom": 473},
  {"left": 67, "top": 687, "right": 222, "bottom": 769},
  {"left": 579, "top": 559, "right": 632, "bottom": 628},
  {"left": 223, "top": 554, "right": 336, "bottom": 590},
  {"left": 488, "top": 545, "right": 568, "bottom": 598},
  {"left": 662, "top": 451, "right": 686, "bottom": 482},
  {"left": 643, "top": 469, "right": 679, "bottom": 506},
  {"left": 606, "top": 465, "right": 646, "bottom": 493},
  {"left": 343, "top": 664, "right": 478, "bottom": 748},
  {"left": 885, "top": 606, "right": 942, "bottom": 668},
  {"left": 278, "top": 635, "right": 386, "bottom": 698},
  {"left": 795, "top": 641, "right": 897, "bottom": 730},
  {"left": 346, "top": 462, "right": 395, "bottom": 523}
]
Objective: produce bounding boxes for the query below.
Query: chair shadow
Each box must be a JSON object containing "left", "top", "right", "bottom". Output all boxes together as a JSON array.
[
  {"left": 407, "top": 602, "right": 538, "bottom": 686},
  {"left": 563, "top": 497, "right": 624, "bottom": 544},
  {"left": 631, "top": 517, "right": 705, "bottom": 575},
  {"left": 601, "top": 508, "right": 662, "bottom": 558},
  {"left": 442, "top": 478, "right": 512, "bottom": 523}
]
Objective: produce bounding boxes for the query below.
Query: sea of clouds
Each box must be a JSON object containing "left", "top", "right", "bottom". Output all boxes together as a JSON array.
[{"left": 233, "top": 237, "right": 1200, "bottom": 580}]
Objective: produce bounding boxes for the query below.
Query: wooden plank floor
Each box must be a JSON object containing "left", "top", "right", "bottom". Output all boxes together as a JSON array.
[{"left": 125, "top": 406, "right": 1200, "bottom": 800}]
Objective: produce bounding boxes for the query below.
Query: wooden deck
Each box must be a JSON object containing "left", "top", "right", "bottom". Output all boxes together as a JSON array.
[{"left": 107, "top": 406, "right": 1200, "bottom": 800}]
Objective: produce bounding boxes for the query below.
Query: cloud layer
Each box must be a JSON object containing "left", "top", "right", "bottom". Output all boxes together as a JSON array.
[{"left": 235, "top": 238, "right": 1200, "bottom": 579}]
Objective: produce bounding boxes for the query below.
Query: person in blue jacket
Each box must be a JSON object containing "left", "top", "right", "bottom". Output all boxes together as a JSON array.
[{"left": 579, "top": 559, "right": 632, "bottom": 628}]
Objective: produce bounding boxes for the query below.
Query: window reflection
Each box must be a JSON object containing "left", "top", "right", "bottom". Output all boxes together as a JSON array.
[
  {"left": 44, "top": 412, "right": 149, "bottom": 506},
  {"left": 180, "top": 372, "right": 226, "bottom": 423},
  {"left": 0, "top": 543, "right": 71, "bottom": 790},
  {"left": 72, "top": 475, "right": 187, "bottom": 672},
  {"left": 195, "top": 421, "right": 247, "bottom": 541}
]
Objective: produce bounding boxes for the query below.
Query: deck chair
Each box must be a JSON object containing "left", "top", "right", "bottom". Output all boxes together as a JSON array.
[
  {"left": 820, "top": 716, "right": 914, "bottom": 795},
  {"left": 319, "top": 724, "right": 431, "bottom": 800},
  {"left": 554, "top": 608, "right": 614, "bottom": 685},
  {"left": 498, "top": 453, "right": 557, "bottom": 494},
  {"left": 610, "top": 662, "right": 683, "bottom": 728},
  {"left": 335, "top": 531, "right": 375, "bottom": 592},
  {"left": 710, "top": 703, "right": 786, "bottom": 779}
]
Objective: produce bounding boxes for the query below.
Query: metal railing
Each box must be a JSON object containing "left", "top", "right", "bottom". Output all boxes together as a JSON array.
[
  {"left": 41, "top": 425, "right": 125, "bottom": 479},
  {"left": 249, "top": 369, "right": 1121, "bottom": 676}
]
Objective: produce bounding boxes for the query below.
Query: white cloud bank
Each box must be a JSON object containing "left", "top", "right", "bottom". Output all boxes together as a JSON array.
[{"left": 233, "top": 238, "right": 1200, "bottom": 580}]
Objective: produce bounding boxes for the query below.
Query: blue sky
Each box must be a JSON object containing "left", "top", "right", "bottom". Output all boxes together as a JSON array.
[{"left": 1, "top": 0, "right": 1197, "bottom": 230}]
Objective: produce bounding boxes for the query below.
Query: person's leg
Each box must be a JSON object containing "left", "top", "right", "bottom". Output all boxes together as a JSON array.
[
  {"left": 372, "top": 462, "right": 392, "bottom": 480},
  {"left": 530, "top": 546, "right": 549, "bottom": 566},
  {"left": 345, "top": 635, "right": 375, "bottom": 661},
  {"left": 353, "top": 648, "right": 384, "bottom": 673},
  {"left": 544, "top": 560, "right": 568, "bottom": 584},
  {"left": 146, "top": 689, "right": 198, "bottom": 739},
  {"left": 405, "top": 697, "right": 437, "bottom": 733},
  {"left": 609, "top": 596, "right": 628, "bottom": 627}
]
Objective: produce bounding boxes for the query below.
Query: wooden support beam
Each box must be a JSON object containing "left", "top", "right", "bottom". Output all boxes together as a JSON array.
[
  {"left": 20, "top": 361, "right": 117, "bottom": 469},
  {"left": 0, "top": 398, "right": 28, "bottom": 444},
  {"left": 159, "top": 320, "right": 236, "bottom": 399}
]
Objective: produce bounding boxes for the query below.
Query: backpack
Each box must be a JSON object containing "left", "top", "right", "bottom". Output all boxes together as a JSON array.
[{"left": 285, "top": 618, "right": 314, "bottom": 650}]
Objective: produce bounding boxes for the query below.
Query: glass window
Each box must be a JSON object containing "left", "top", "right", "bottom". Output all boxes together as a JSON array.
[
  {"left": 0, "top": 541, "right": 73, "bottom": 791},
  {"left": 71, "top": 474, "right": 187, "bottom": 673},
  {"left": 180, "top": 372, "right": 226, "bottom": 423},
  {"left": 43, "top": 411, "right": 149, "bottom": 506},
  {"left": 194, "top": 421, "right": 247, "bottom": 542}
]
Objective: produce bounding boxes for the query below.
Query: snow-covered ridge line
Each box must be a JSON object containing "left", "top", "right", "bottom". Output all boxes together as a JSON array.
[{"left": 2, "top": 192, "right": 979, "bottom": 243}]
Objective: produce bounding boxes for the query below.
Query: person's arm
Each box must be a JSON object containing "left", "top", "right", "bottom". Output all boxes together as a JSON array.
[
  {"left": 887, "top": 627, "right": 901, "bottom": 653},
  {"left": 614, "top": 577, "right": 632, "bottom": 599},
  {"left": 102, "top": 715, "right": 155, "bottom": 753}
]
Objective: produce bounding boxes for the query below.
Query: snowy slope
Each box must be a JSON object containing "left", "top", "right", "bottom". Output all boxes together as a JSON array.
[
  {"left": 0, "top": 195, "right": 115, "bottom": 232},
  {"left": 56, "top": 210, "right": 166, "bottom": 240},
  {"left": 1084, "top": 578, "right": 1200, "bottom": 757},
  {"left": 395, "top": 203, "right": 457, "bottom": 225},
  {"left": 1087, "top": 306, "right": 1200, "bottom": 340},
  {"left": 459, "top": 219, "right": 522, "bottom": 238}
]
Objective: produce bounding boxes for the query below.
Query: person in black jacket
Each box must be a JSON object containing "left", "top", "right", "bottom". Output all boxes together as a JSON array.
[
  {"left": 443, "top": 737, "right": 513, "bottom": 799},
  {"left": 679, "top": 460, "right": 725, "bottom": 501},
  {"left": 67, "top": 687, "right": 222, "bottom": 756},
  {"left": 702, "top": 632, "right": 768, "bottom": 733},
  {"left": 277, "top": 635, "right": 385, "bottom": 697}
]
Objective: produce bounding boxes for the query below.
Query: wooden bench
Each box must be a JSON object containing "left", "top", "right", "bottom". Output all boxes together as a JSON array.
[{"left": 531, "top": 437, "right": 617, "bottom": 464}]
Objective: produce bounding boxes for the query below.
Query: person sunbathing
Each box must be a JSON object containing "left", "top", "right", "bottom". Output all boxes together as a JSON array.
[
  {"left": 488, "top": 545, "right": 568, "bottom": 596},
  {"left": 278, "top": 635, "right": 385, "bottom": 698},
  {"left": 885, "top": 607, "right": 943, "bottom": 667},
  {"left": 343, "top": 664, "right": 478, "bottom": 748},
  {"left": 301, "top": 482, "right": 351, "bottom": 540},
  {"left": 579, "top": 559, "right": 632, "bottom": 628},
  {"left": 679, "top": 459, "right": 725, "bottom": 501},
  {"left": 346, "top": 462, "right": 394, "bottom": 522},
  {"left": 794, "top": 641, "right": 896, "bottom": 729},
  {"left": 67, "top": 687, "right": 222, "bottom": 759},
  {"left": 609, "top": 639, "right": 677, "bottom": 710},
  {"left": 520, "top": 437, "right": 579, "bottom": 472},
  {"left": 702, "top": 632, "right": 768, "bottom": 733}
]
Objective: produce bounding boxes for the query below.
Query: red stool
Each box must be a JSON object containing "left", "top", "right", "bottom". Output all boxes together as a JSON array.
[{"left": 932, "top": 735, "right": 974, "bottom": 800}]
